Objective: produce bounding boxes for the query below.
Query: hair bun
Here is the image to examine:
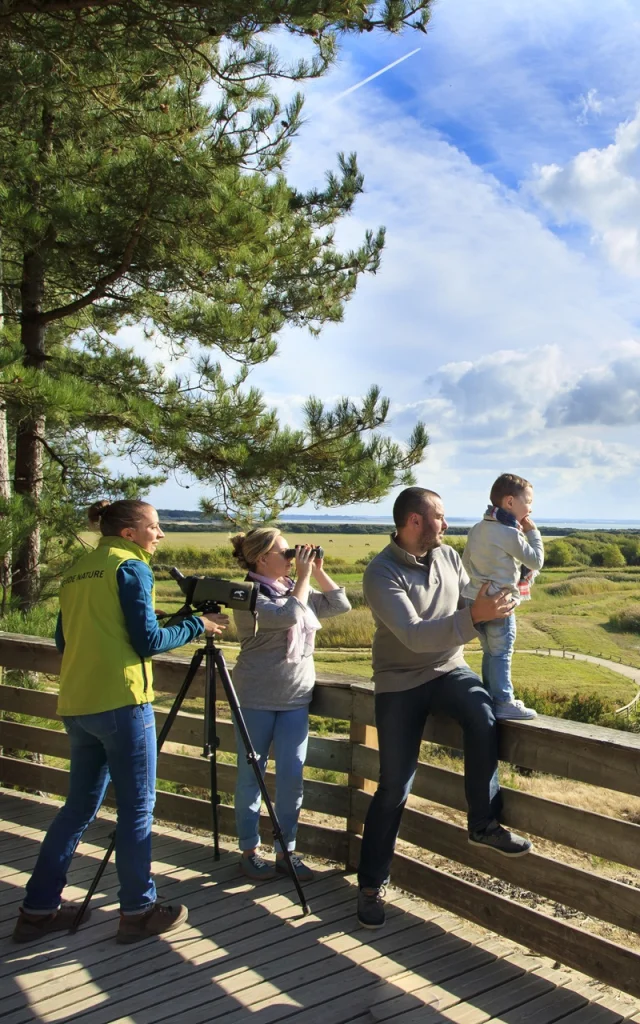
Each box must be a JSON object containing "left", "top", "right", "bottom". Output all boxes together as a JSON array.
[
  {"left": 230, "top": 532, "right": 248, "bottom": 569},
  {"left": 87, "top": 499, "right": 111, "bottom": 527}
]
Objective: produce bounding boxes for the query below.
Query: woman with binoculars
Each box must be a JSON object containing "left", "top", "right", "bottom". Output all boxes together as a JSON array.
[
  {"left": 13, "top": 500, "right": 228, "bottom": 945},
  {"left": 230, "top": 528, "right": 351, "bottom": 880}
]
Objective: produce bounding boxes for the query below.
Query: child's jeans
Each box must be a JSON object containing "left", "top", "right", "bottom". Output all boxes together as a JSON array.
[{"left": 474, "top": 613, "right": 517, "bottom": 704}]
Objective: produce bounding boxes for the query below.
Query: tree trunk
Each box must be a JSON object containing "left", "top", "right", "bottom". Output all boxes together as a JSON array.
[
  {"left": 0, "top": 235, "right": 10, "bottom": 615},
  {"left": 12, "top": 247, "right": 47, "bottom": 611},
  {"left": 0, "top": 401, "right": 9, "bottom": 616}
]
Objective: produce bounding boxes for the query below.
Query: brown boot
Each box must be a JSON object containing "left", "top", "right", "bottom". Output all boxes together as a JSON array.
[
  {"left": 116, "top": 902, "right": 188, "bottom": 944},
  {"left": 13, "top": 904, "right": 90, "bottom": 943}
]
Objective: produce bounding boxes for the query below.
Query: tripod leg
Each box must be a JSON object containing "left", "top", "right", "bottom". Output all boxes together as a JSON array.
[
  {"left": 211, "top": 647, "right": 311, "bottom": 916},
  {"left": 204, "top": 639, "right": 221, "bottom": 860},
  {"left": 70, "top": 648, "right": 205, "bottom": 934}
]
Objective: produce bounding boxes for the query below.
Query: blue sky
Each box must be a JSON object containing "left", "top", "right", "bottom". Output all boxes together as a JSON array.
[{"left": 146, "top": 0, "right": 640, "bottom": 520}]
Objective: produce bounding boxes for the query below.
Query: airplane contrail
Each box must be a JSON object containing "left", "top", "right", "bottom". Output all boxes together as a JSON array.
[{"left": 330, "top": 47, "right": 421, "bottom": 103}]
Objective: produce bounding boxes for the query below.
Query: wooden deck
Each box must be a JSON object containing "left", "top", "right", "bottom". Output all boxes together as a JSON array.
[{"left": 1, "top": 791, "right": 639, "bottom": 1024}]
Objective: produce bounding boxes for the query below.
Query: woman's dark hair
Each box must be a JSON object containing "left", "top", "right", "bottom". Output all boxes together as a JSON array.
[{"left": 87, "top": 499, "right": 153, "bottom": 537}]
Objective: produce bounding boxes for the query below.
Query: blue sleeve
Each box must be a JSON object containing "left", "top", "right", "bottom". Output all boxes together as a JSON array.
[
  {"left": 117, "top": 560, "right": 205, "bottom": 658},
  {"left": 55, "top": 612, "right": 65, "bottom": 654}
]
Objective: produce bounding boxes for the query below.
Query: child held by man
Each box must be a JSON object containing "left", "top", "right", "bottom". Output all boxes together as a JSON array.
[{"left": 462, "top": 474, "right": 544, "bottom": 721}]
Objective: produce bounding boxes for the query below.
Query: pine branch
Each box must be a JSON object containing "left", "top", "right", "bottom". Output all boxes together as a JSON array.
[{"left": 39, "top": 200, "right": 153, "bottom": 325}]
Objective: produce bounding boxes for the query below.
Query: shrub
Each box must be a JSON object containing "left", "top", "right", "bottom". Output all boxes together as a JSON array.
[
  {"left": 344, "top": 587, "right": 366, "bottom": 609},
  {"left": 0, "top": 605, "right": 57, "bottom": 638},
  {"left": 600, "top": 545, "right": 626, "bottom": 568},
  {"left": 545, "top": 576, "right": 618, "bottom": 598},
  {"left": 545, "top": 540, "right": 576, "bottom": 567},
  {"left": 609, "top": 605, "right": 640, "bottom": 633},
  {"left": 620, "top": 539, "right": 640, "bottom": 565},
  {"left": 443, "top": 538, "right": 466, "bottom": 555},
  {"left": 516, "top": 686, "right": 618, "bottom": 724},
  {"left": 316, "top": 608, "right": 374, "bottom": 647}
]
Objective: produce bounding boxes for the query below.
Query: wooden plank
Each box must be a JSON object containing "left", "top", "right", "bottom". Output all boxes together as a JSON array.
[
  {"left": 309, "top": 681, "right": 353, "bottom": 720},
  {"left": 352, "top": 744, "right": 640, "bottom": 872},
  {"left": 350, "top": 692, "right": 640, "bottom": 798},
  {"left": 0, "top": 632, "right": 61, "bottom": 675},
  {"left": 0, "top": 684, "right": 59, "bottom": 720},
  {"left": 0, "top": 721, "right": 349, "bottom": 819},
  {"left": 153, "top": 788, "right": 348, "bottom": 863},
  {"left": 0, "top": 720, "right": 67, "bottom": 759},
  {"left": 345, "top": 839, "right": 640, "bottom": 1000},
  {"left": 154, "top": 708, "right": 350, "bottom": 773},
  {"left": 551, "top": 1006, "right": 625, "bottom": 1023},
  {"left": 0, "top": 633, "right": 354, "bottom": 717},
  {"left": 351, "top": 790, "right": 640, "bottom": 936}
]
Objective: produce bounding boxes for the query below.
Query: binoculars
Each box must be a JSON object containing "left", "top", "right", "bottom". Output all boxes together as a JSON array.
[{"left": 283, "top": 545, "right": 324, "bottom": 560}]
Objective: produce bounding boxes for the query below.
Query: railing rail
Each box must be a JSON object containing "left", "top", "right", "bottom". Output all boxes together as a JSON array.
[{"left": 2, "top": 631, "right": 640, "bottom": 999}]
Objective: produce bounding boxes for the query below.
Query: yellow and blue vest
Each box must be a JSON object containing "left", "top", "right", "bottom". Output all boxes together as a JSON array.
[{"left": 57, "top": 537, "right": 155, "bottom": 716}]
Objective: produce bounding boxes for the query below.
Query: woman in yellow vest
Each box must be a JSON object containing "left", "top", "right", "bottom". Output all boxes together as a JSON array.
[{"left": 13, "top": 499, "right": 228, "bottom": 945}]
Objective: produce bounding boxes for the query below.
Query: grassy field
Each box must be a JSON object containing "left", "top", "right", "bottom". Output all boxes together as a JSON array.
[{"left": 81, "top": 530, "right": 390, "bottom": 562}]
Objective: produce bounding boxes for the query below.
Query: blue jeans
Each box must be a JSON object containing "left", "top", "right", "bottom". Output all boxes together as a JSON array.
[
  {"left": 234, "top": 706, "right": 309, "bottom": 853},
  {"left": 23, "top": 703, "right": 157, "bottom": 914},
  {"left": 475, "top": 613, "right": 517, "bottom": 704},
  {"left": 358, "top": 666, "right": 502, "bottom": 890}
]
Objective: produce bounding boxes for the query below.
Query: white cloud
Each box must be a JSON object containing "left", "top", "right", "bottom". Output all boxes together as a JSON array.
[
  {"left": 577, "top": 88, "right": 604, "bottom": 125},
  {"left": 425, "top": 347, "right": 565, "bottom": 436},
  {"left": 546, "top": 346, "right": 640, "bottom": 426},
  {"left": 533, "top": 109, "right": 640, "bottom": 276}
]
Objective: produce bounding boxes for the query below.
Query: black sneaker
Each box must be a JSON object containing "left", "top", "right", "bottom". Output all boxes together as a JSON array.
[
  {"left": 357, "top": 886, "right": 386, "bottom": 929},
  {"left": 469, "top": 821, "right": 532, "bottom": 857}
]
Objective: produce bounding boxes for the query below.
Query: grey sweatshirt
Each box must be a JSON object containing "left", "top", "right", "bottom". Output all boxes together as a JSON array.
[
  {"left": 462, "top": 519, "right": 544, "bottom": 603},
  {"left": 232, "top": 586, "right": 351, "bottom": 710},
  {"left": 363, "top": 538, "right": 478, "bottom": 693}
]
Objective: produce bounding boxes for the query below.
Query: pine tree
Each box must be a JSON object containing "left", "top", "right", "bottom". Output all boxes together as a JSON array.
[{"left": 0, "top": 2, "right": 432, "bottom": 609}]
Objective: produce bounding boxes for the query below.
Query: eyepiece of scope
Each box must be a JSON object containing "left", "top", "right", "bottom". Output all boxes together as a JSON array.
[{"left": 169, "top": 567, "right": 185, "bottom": 582}]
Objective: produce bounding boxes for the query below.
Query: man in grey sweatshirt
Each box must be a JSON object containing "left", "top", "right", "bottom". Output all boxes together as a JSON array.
[{"left": 357, "top": 486, "right": 532, "bottom": 930}]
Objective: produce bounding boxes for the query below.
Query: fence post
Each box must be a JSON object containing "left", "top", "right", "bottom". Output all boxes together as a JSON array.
[{"left": 346, "top": 686, "right": 377, "bottom": 872}]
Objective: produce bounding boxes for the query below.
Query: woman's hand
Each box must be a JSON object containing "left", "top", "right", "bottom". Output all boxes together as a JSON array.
[
  {"left": 198, "top": 611, "right": 230, "bottom": 636},
  {"left": 294, "top": 545, "right": 316, "bottom": 580},
  {"left": 310, "top": 551, "right": 324, "bottom": 577},
  {"left": 470, "top": 583, "right": 515, "bottom": 625}
]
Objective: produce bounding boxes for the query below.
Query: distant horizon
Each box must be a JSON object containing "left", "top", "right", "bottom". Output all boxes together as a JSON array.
[{"left": 157, "top": 509, "right": 640, "bottom": 529}]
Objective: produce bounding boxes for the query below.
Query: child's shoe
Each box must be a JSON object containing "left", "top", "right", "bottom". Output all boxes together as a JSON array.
[{"left": 494, "top": 699, "right": 537, "bottom": 721}]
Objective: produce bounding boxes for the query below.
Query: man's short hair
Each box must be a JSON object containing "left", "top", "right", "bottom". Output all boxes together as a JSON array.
[
  {"left": 490, "top": 473, "right": 531, "bottom": 507},
  {"left": 393, "top": 487, "right": 441, "bottom": 528}
]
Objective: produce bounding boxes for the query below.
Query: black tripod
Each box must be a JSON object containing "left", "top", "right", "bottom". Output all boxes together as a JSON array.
[{"left": 71, "top": 624, "right": 310, "bottom": 932}]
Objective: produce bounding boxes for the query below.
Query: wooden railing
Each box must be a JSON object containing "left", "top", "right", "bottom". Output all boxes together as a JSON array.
[{"left": 2, "top": 631, "right": 640, "bottom": 998}]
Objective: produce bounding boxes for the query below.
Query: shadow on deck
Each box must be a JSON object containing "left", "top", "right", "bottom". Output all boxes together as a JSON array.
[{"left": 1, "top": 790, "right": 638, "bottom": 1024}]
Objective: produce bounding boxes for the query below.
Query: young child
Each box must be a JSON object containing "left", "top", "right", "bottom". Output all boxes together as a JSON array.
[{"left": 462, "top": 473, "right": 544, "bottom": 721}]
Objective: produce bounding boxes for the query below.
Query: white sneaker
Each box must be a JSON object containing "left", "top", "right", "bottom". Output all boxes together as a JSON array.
[{"left": 494, "top": 699, "right": 537, "bottom": 721}]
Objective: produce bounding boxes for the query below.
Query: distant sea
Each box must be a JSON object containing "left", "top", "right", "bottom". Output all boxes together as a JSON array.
[{"left": 279, "top": 514, "right": 640, "bottom": 531}]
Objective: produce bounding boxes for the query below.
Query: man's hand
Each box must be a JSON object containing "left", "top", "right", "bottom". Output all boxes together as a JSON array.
[
  {"left": 520, "top": 515, "right": 536, "bottom": 532},
  {"left": 470, "top": 583, "right": 515, "bottom": 625},
  {"left": 199, "top": 612, "right": 230, "bottom": 636}
]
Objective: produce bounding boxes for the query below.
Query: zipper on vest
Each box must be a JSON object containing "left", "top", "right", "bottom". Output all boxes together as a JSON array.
[{"left": 141, "top": 659, "right": 151, "bottom": 699}]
